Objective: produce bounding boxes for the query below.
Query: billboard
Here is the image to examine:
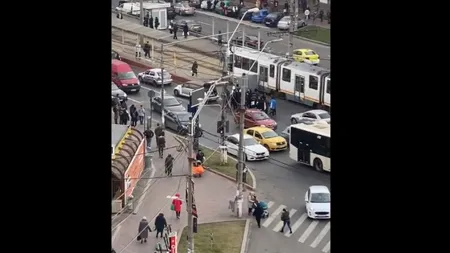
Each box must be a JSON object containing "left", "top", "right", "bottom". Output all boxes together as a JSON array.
[{"left": 124, "top": 138, "right": 145, "bottom": 198}]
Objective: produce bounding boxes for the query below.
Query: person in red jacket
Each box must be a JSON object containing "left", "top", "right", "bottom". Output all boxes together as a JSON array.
[{"left": 172, "top": 193, "right": 183, "bottom": 219}]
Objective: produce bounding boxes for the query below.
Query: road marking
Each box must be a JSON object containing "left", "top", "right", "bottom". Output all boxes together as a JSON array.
[
  {"left": 310, "top": 222, "right": 330, "bottom": 248},
  {"left": 267, "top": 201, "right": 274, "bottom": 208},
  {"left": 128, "top": 98, "right": 142, "bottom": 104},
  {"left": 272, "top": 208, "right": 297, "bottom": 232},
  {"left": 199, "top": 21, "right": 212, "bottom": 26},
  {"left": 285, "top": 213, "right": 307, "bottom": 237},
  {"left": 322, "top": 241, "right": 330, "bottom": 253},
  {"left": 262, "top": 204, "right": 285, "bottom": 228},
  {"left": 298, "top": 220, "right": 318, "bottom": 243}
]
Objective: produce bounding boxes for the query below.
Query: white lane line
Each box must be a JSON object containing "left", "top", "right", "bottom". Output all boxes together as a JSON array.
[
  {"left": 310, "top": 222, "right": 330, "bottom": 248},
  {"left": 267, "top": 201, "right": 274, "bottom": 208},
  {"left": 298, "top": 220, "right": 319, "bottom": 243},
  {"left": 262, "top": 204, "right": 286, "bottom": 228},
  {"left": 199, "top": 21, "right": 212, "bottom": 26},
  {"left": 272, "top": 208, "right": 297, "bottom": 232},
  {"left": 322, "top": 241, "right": 330, "bottom": 253},
  {"left": 128, "top": 98, "right": 142, "bottom": 104},
  {"left": 285, "top": 213, "right": 307, "bottom": 237}
]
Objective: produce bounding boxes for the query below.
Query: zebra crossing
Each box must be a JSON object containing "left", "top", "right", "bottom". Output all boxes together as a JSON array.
[{"left": 260, "top": 201, "right": 330, "bottom": 253}]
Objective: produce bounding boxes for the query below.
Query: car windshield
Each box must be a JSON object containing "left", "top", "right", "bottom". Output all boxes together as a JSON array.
[
  {"left": 318, "top": 112, "right": 330, "bottom": 119},
  {"left": 158, "top": 71, "right": 171, "bottom": 78},
  {"left": 118, "top": 71, "right": 136, "bottom": 80},
  {"left": 252, "top": 111, "right": 269, "bottom": 120},
  {"left": 262, "top": 130, "right": 278, "bottom": 139},
  {"left": 243, "top": 138, "right": 258, "bottom": 146},
  {"left": 111, "top": 83, "right": 119, "bottom": 91},
  {"left": 252, "top": 11, "right": 260, "bottom": 16},
  {"left": 305, "top": 50, "right": 317, "bottom": 55},
  {"left": 310, "top": 193, "right": 330, "bottom": 203},
  {"left": 280, "top": 16, "right": 291, "bottom": 21},
  {"left": 176, "top": 113, "right": 191, "bottom": 122},
  {"left": 164, "top": 97, "right": 180, "bottom": 106}
]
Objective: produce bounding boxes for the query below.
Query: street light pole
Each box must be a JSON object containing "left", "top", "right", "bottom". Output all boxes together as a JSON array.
[{"left": 160, "top": 43, "right": 165, "bottom": 128}]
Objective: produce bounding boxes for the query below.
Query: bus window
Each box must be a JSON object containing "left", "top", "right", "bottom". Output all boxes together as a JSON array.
[
  {"left": 326, "top": 79, "right": 331, "bottom": 94},
  {"left": 260, "top": 66, "right": 268, "bottom": 81},
  {"left": 269, "top": 65, "right": 275, "bottom": 77},
  {"left": 282, "top": 68, "right": 291, "bottom": 82},
  {"left": 295, "top": 75, "right": 305, "bottom": 93},
  {"left": 309, "top": 75, "right": 318, "bottom": 90},
  {"left": 234, "top": 55, "right": 242, "bottom": 68}
]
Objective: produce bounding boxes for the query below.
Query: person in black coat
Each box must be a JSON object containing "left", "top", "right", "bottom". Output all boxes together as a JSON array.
[
  {"left": 183, "top": 23, "right": 189, "bottom": 38},
  {"left": 154, "top": 17, "right": 159, "bottom": 29},
  {"left": 253, "top": 200, "right": 263, "bottom": 228},
  {"left": 165, "top": 154, "right": 174, "bottom": 176},
  {"left": 149, "top": 16, "right": 154, "bottom": 28},
  {"left": 173, "top": 23, "right": 178, "bottom": 39},
  {"left": 154, "top": 213, "right": 167, "bottom": 238}
]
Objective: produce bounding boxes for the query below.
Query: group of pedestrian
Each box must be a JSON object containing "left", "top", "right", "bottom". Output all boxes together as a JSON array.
[
  {"left": 143, "top": 14, "right": 160, "bottom": 29},
  {"left": 248, "top": 192, "right": 292, "bottom": 233},
  {"left": 154, "top": 123, "right": 166, "bottom": 158},
  {"left": 168, "top": 20, "right": 190, "bottom": 40},
  {"left": 112, "top": 98, "right": 146, "bottom": 126},
  {"left": 136, "top": 213, "right": 168, "bottom": 244}
]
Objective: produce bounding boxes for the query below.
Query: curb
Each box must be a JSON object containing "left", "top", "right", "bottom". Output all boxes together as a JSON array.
[
  {"left": 240, "top": 219, "right": 251, "bottom": 253},
  {"left": 293, "top": 35, "right": 330, "bottom": 46}
]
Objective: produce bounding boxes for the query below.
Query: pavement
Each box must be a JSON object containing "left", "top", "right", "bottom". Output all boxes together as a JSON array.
[{"left": 111, "top": 1, "right": 330, "bottom": 69}]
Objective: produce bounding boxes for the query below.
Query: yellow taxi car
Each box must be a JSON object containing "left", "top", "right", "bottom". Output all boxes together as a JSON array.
[
  {"left": 293, "top": 49, "right": 320, "bottom": 65},
  {"left": 244, "top": 127, "right": 287, "bottom": 152}
]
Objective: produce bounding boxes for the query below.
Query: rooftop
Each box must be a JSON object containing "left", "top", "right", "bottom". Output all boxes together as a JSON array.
[{"left": 111, "top": 125, "right": 144, "bottom": 180}]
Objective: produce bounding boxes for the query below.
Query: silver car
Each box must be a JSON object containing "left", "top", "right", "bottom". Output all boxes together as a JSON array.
[
  {"left": 111, "top": 82, "right": 127, "bottom": 104},
  {"left": 176, "top": 19, "right": 202, "bottom": 33},
  {"left": 174, "top": 2, "right": 195, "bottom": 15},
  {"left": 290, "top": 109, "right": 330, "bottom": 124},
  {"left": 277, "top": 16, "right": 307, "bottom": 30},
  {"left": 137, "top": 68, "right": 173, "bottom": 86},
  {"left": 173, "top": 80, "right": 219, "bottom": 102}
]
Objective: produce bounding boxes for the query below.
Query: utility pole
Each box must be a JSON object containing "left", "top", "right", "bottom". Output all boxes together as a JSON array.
[
  {"left": 236, "top": 73, "right": 247, "bottom": 218},
  {"left": 187, "top": 117, "right": 195, "bottom": 253},
  {"left": 139, "top": 0, "right": 144, "bottom": 25},
  {"left": 160, "top": 43, "right": 165, "bottom": 128},
  {"left": 288, "top": 0, "right": 295, "bottom": 57},
  {"left": 294, "top": 0, "right": 299, "bottom": 38}
]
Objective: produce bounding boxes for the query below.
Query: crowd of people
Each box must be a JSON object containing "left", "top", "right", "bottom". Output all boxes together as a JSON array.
[{"left": 228, "top": 85, "right": 278, "bottom": 117}]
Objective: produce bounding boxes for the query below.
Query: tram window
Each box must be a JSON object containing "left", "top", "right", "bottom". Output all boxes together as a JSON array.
[
  {"left": 250, "top": 60, "right": 258, "bottom": 73},
  {"left": 260, "top": 66, "right": 268, "bottom": 81},
  {"left": 234, "top": 55, "right": 242, "bottom": 68},
  {"left": 295, "top": 75, "right": 305, "bottom": 93},
  {"left": 242, "top": 57, "right": 250, "bottom": 70},
  {"left": 326, "top": 79, "right": 331, "bottom": 94},
  {"left": 282, "top": 68, "right": 291, "bottom": 82},
  {"left": 309, "top": 75, "right": 318, "bottom": 90},
  {"left": 269, "top": 65, "right": 275, "bottom": 77}
]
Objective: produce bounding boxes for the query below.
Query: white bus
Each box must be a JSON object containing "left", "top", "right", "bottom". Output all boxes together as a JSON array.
[{"left": 289, "top": 121, "right": 330, "bottom": 172}]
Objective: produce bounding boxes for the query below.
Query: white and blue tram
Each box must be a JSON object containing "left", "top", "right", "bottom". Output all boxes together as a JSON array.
[{"left": 228, "top": 46, "right": 331, "bottom": 109}]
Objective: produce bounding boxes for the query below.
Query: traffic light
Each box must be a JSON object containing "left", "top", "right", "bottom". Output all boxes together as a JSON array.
[
  {"left": 193, "top": 217, "right": 198, "bottom": 233},
  {"left": 228, "top": 63, "right": 233, "bottom": 72}
]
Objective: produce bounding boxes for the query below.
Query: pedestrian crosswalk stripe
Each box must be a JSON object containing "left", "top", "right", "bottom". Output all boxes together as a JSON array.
[
  {"left": 298, "top": 220, "right": 319, "bottom": 243},
  {"left": 310, "top": 222, "right": 330, "bottom": 248},
  {"left": 272, "top": 208, "right": 297, "bottom": 232},
  {"left": 285, "top": 213, "right": 307, "bottom": 237},
  {"left": 322, "top": 241, "right": 330, "bottom": 253},
  {"left": 262, "top": 204, "right": 286, "bottom": 228},
  {"left": 267, "top": 201, "right": 274, "bottom": 208}
]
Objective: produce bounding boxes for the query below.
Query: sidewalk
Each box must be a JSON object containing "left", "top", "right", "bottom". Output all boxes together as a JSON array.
[{"left": 112, "top": 131, "right": 246, "bottom": 253}]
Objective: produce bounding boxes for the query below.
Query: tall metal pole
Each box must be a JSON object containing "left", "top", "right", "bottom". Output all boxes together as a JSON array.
[
  {"left": 288, "top": 0, "right": 295, "bottom": 57},
  {"left": 294, "top": 0, "right": 299, "bottom": 37},
  {"left": 160, "top": 43, "right": 165, "bottom": 128},
  {"left": 257, "top": 29, "right": 261, "bottom": 51},
  {"left": 236, "top": 74, "right": 247, "bottom": 218},
  {"left": 187, "top": 117, "right": 195, "bottom": 253},
  {"left": 140, "top": 0, "right": 144, "bottom": 25}
]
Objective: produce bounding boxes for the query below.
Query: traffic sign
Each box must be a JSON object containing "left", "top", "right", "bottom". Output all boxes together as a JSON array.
[{"left": 147, "top": 90, "right": 155, "bottom": 98}]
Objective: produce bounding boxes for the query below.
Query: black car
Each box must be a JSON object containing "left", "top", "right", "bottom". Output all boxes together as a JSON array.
[
  {"left": 151, "top": 95, "right": 186, "bottom": 114},
  {"left": 263, "top": 12, "right": 284, "bottom": 27},
  {"left": 164, "top": 111, "right": 192, "bottom": 135},
  {"left": 238, "top": 7, "right": 253, "bottom": 20},
  {"left": 167, "top": 6, "right": 177, "bottom": 19}
]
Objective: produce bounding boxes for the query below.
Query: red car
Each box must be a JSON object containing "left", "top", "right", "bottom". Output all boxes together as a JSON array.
[{"left": 234, "top": 109, "right": 277, "bottom": 130}]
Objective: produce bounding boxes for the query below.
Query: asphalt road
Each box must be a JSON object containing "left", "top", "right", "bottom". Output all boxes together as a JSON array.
[
  {"left": 122, "top": 66, "right": 330, "bottom": 253},
  {"left": 111, "top": 8, "right": 330, "bottom": 69}
]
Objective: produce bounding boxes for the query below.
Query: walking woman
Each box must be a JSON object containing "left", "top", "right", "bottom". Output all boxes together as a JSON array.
[
  {"left": 253, "top": 200, "right": 263, "bottom": 228},
  {"left": 171, "top": 193, "right": 183, "bottom": 219}
]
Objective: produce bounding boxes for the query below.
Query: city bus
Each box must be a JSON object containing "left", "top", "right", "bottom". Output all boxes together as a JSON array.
[{"left": 289, "top": 121, "right": 330, "bottom": 172}]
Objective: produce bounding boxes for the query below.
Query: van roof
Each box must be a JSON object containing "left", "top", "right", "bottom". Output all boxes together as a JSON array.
[{"left": 112, "top": 59, "right": 127, "bottom": 66}]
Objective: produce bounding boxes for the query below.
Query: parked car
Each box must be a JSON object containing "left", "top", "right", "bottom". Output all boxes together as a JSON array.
[
  {"left": 112, "top": 50, "right": 121, "bottom": 60},
  {"left": 244, "top": 127, "right": 287, "bottom": 151},
  {"left": 238, "top": 6, "right": 254, "bottom": 20},
  {"left": 263, "top": 12, "right": 284, "bottom": 27},
  {"left": 173, "top": 80, "right": 219, "bottom": 102},
  {"left": 188, "top": 0, "right": 202, "bottom": 8},
  {"left": 164, "top": 111, "right": 195, "bottom": 135},
  {"left": 290, "top": 109, "right": 330, "bottom": 124},
  {"left": 277, "top": 16, "right": 307, "bottom": 30},
  {"left": 174, "top": 1, "right": 195, "bottom": 15},
  {"left": 234, "top": 108, "right": 277, "bottom": 130},
  {"left": 111, "top": 82, "right": 127, "bottom": 105},
  {"left": 167, "top": 6, "right": 177, "bottom": 19},
  {"left": 231, "top": 35, "right": 264, "bottom": 50},
  {"left": 151, "top": 95, "right": 186, "bottom": 114},
  {"left": 224, "top": 134, "right": 269, "bottom": 161},
  {"left": 251, "top": 9, "right": 269, "bottom": 23},
  {"left": 137, "top": 68, "right": 173, "bottom": 86},
  {"left": 175, "top": 19, "right": 202, "bottom": 33},
  {"left": 293, "top": 49, "right": 320, "bottom": 65},
  {"left": 305, "top": 185, "right": 331, "bottom": 219}
]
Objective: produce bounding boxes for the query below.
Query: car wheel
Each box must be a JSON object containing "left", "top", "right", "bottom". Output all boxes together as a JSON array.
[
  {"left": 174, "top": 89, "right": 180, "bottom": 96},
  {"left": 291, "top": 118, "right": 298, "bottom": 124},
  {"left": 313, "top": 158, "right": 324, "bottom": 172}
]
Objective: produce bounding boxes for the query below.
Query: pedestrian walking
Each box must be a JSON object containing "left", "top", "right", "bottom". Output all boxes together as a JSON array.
[
  {"left": 131, "top": 109, "right": 138, "bottom": 127},
  {"left": 171, "top": 193, "right": 183, "bottom": 219},
  {"left": 319, "top": 9, "right": 324, "bottom": 22},
  {"left": 279, "top": 208, "right": 293, "bottom": 233},
  {"left": 217, "top": 30, "right": 223, "bottom": 45},
  {"left": 149, "top": 16, "right": 154, "bottom": 28},
  {"left": 253, "top": 200, "right": 263, "bottom": 228},
  {"left": 137, "top": 216, "right": 152, "bottom": 244},
  {"left": 269, "top": 96, "right": 277, "bottom": 116},
  {"left": 143, "top": 41, "right": 151, "bottom": 58},
  {"left": 143, "top": 129, "right": 154, "bottom": 148},
  {"left": 183, "top": 23, "right": 189, "bottom": 38},
  {"left": 138, "top": 105, "right": 145, "bottom": 125},
  {"left": 157, "top": 131, "right": 166, "bottom": 158},
  {"left": 113, "top": 105, "right": 119, "bottom": 124},
  {"left": 143, "top": 13, "right": 149, "bottom": 27},
  {"left": 154, "top": 213, "right": 167, "bottom": 238},
  {"left": 191, "top": 61, "right": 198, "bottom": 77},
  {"left": 247, "top": 192, "right": 256, "bottom": 215},
  {"left": 120, "top": 109, "right": 129, "bottom": 125},
  {"left": 173, "top": 24, "right": 178, "bottom": 39},
  {"left": 154, "top": 123, "right": 163, "bottom": 137},
  {"left": 169, "top": 20, "right": 174, "bottom": 34},
  {"left": 154, "top": 17, "right": 159, "bottom": 29},
  {"left": 165, "top": 154, "right": 174, "bottom": 176}
]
